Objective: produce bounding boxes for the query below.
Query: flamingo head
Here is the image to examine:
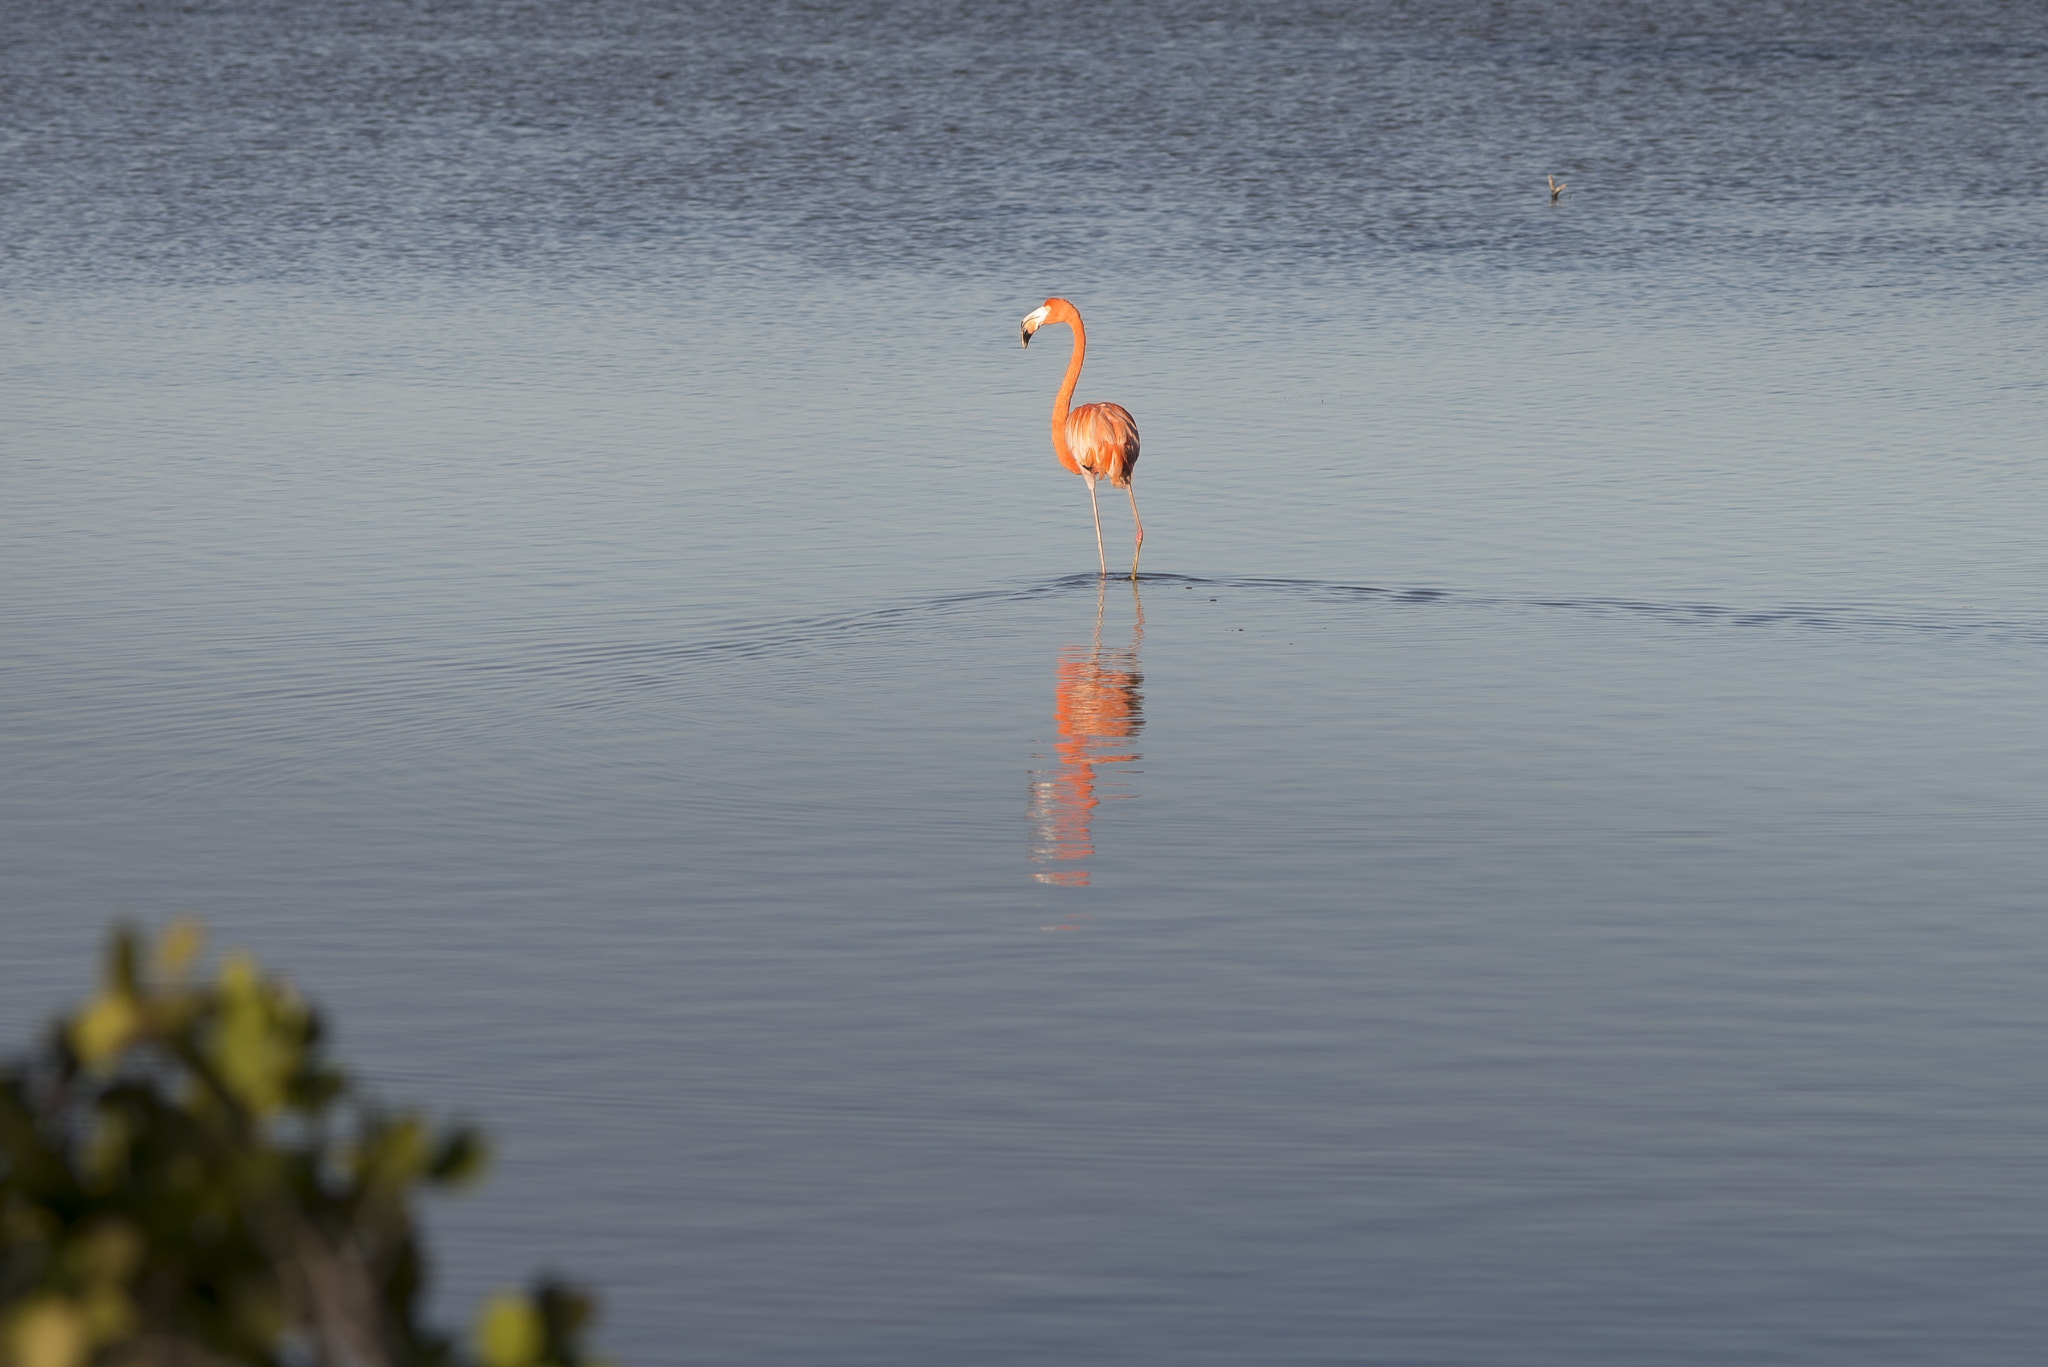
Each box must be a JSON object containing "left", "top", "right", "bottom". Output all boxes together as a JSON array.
[{"left": 1019, "top": 301, "right": 1053, "bottom": 348}]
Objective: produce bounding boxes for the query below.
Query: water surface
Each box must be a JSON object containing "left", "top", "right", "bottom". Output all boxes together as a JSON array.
[{"left": 5, "top": 2, "right": 2047, "bottom": 1363}]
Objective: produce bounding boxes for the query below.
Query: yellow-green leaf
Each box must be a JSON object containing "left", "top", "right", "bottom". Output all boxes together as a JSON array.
[
  {"left": 217, "top": 950, "right": 260, "bottom": 999},
  {"left": 68, "top": 992, "right": 139, "bottom": 1069},
  {"left": 78, "top": 1220, "right": 143, "bottom": 1284},
  {"left": 152, "top": 916, "right": 206, "bottom": 980},
  {"left": 3, "top": 1298, "right": 87, "bottom": 1367},
  {"left": 474, "top": 1293, "right": 544, "bottom": 1367}
]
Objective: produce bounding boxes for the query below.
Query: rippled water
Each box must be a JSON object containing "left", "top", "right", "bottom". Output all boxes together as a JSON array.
[{"left": 5, "top": 2, "right": 2048, "bottom": 1363}]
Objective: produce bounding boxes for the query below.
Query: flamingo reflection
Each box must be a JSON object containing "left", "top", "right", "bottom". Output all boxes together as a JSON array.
[{"left": 1027, "top": 581, "right": 1144, "bottom": 886}]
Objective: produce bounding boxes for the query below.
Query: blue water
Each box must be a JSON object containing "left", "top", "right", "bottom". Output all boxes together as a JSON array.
[{"left": 5, "top": 2, "right": 2048, "bottom": 1362}]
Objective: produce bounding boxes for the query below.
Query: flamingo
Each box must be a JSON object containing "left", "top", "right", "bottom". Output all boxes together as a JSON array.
[{"left": 1019, "top": 297, "right": 1143, "bottom": 579}]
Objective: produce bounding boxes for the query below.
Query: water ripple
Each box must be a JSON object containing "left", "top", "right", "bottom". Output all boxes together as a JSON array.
[{"left": 469, "top": 572, "right": 2048, "bottom": 709}]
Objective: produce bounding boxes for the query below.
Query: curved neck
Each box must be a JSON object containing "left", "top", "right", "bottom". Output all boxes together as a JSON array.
[{"left": 1049, "top": 306, "right": 1086, "bottom": 473}]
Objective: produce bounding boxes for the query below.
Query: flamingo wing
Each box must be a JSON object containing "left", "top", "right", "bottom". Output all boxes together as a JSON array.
[{"left": 1066, "top": 402, "right": 1141, "bottom": 487}]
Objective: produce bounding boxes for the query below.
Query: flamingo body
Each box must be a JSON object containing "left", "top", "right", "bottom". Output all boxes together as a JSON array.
[
  {"left": 1019, "top": 297, "right": 1144, "bottom": 577},
  {"left": 1063, "top": 401, "right": 1140, "bottom": 487}
]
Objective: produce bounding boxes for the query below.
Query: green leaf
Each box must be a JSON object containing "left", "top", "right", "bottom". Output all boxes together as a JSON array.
[
  {"left": 152, "top": 917, "right": 206, "bottom": 981},
  {"left": 475, "top": 1292, "right": 544, "bottom": 1367},
  {"left": 66, "top": 992, "right": 138, "bottom": 1071},
  {"left": 428, "top": 1127, "right": 491, "bottom": 1187},
  {"left": 3, "top": 1297, "right": 88, "bottom": 1367}
]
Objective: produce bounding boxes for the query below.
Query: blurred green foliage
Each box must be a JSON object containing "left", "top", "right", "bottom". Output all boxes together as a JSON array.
[{"left": 0, "top": 921, "right": 611, "bottom": 1367}]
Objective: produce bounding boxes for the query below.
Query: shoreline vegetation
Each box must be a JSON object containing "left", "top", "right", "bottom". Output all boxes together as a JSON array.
[{"left": 0, "top": 922, "right": 611, "bottom": 1367}]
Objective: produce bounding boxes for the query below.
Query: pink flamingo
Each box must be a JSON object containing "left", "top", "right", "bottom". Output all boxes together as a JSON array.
[{"left": 1019, "top": 298, "right": 1143, "bottom": 578}]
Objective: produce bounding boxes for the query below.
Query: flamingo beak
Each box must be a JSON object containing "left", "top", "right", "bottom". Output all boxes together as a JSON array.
[{"left": 1019, "top": 304, "right": 1051, "bottom": 348}]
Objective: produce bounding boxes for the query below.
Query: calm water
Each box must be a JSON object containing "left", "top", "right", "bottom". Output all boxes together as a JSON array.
[{"left": 5, "top": 1, "right": 2048, "bottom": 1363}]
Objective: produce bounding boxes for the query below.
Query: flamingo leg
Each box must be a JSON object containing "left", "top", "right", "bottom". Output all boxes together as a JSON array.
[
  {"left": 1126, "top": 484, "right": 1144, "bottom": 580},
  {"left": 1085, "top": 474, "right": 1106, "bottom": 576}
]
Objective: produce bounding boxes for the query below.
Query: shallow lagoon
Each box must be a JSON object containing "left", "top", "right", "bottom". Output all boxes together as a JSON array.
[{"left": 6, "top": 2, "right": 2048, "bottom": 1362}]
